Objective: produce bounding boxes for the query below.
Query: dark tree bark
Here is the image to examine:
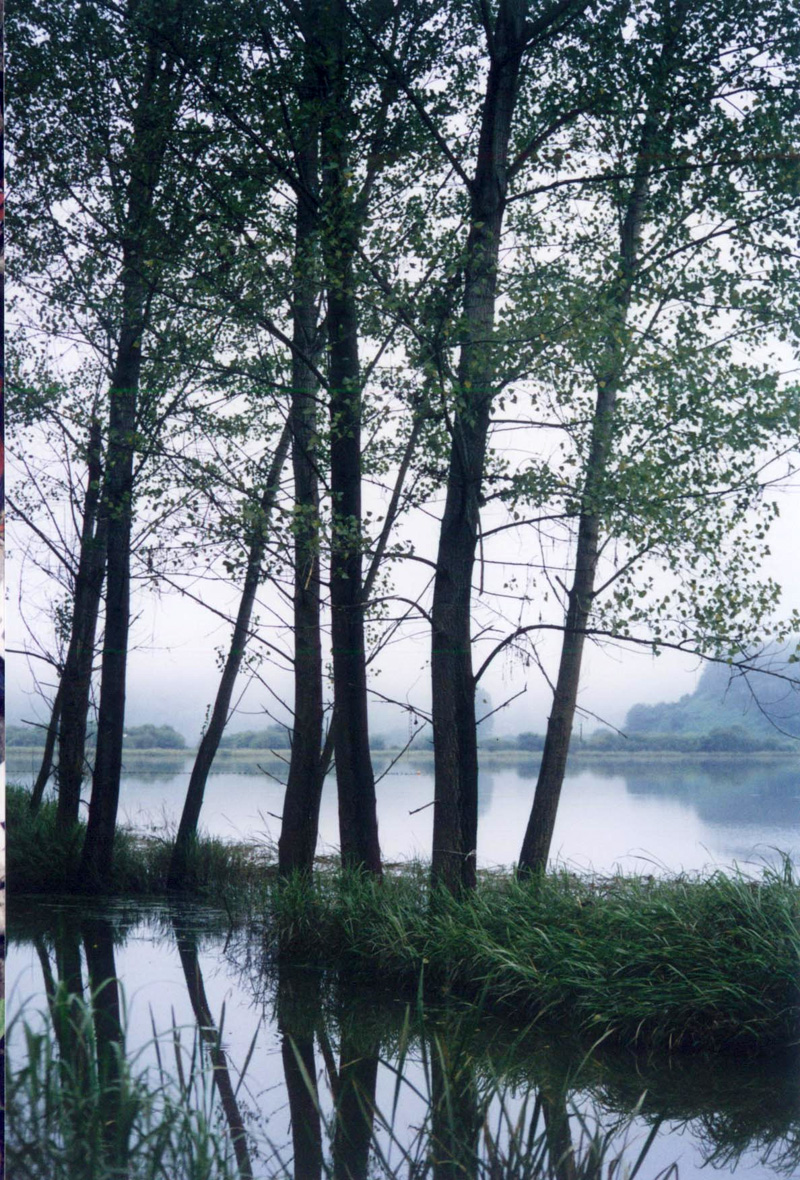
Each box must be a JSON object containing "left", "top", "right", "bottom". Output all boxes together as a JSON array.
[
  {"left": 517, "top": 15, "right": 682, "bottom": 877},
  {"left": 430, "top": 0, "right": 530, "bottom": 893},
  {"left": 167, "top": 419, "right": 291, "bottom": 889},
  {"left": 56, "top": 416, "right": 107, "bottom": 828},
  {"left": 79, "top": 30, "right": 180, "bottom": 889},
  {"left": 279, "top": 7, "right": 325, "bottom": 877},
  {"left": 320, "top": 3, "right": 381, "bottom": 876},
  {"left": 29, "top": 677, "right": 64, "bottom": 813}
]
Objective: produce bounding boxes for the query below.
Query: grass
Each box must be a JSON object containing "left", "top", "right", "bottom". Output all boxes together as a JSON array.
[
  {"left": 6, "top": 982, "right": 684, "bottom": 1180},
  {"left": 5, "top": 992, "right": 243, "bottom": 1179},
  {"left": 264, "top": 861, "right": 800, "bottom": 1055},
  {"left": 6, "top": 784, "right": 272, "bottom": 899},
  {"left": 9, "top": 783, "right": 800, "bottom": 1055}
]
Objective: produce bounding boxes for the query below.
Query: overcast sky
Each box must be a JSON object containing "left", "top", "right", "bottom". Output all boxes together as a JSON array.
[{"left": 8, "top": 465, "right": 799, "bottom": 745}]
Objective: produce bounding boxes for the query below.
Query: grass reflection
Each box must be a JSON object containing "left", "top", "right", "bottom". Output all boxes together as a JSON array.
[{"left": 6, "top": 899, "right": 800, "bottom": 1179}]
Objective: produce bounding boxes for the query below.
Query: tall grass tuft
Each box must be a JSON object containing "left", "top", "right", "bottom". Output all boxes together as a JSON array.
[
  {"left": 7, "top": 784, "right": 273, "bottom": 899},
  {"left": 266, "top": 861, "right": 800, "bottom": 1054},
  {"left": 6, "top": 991, "right": 244, "bottom": 1180}
]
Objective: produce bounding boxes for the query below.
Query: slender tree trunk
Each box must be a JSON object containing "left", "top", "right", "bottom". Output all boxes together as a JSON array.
[
  {"left": 56, "top": 416, "right": 107, "bottom": 828},
  {"left": 29, "top": 678, "right": 64, "bottom": 812},
  {"left": 430, "top": 0, "right": 528, "bottom": 893},
  {"left": 320, "top": 6, "right": 380, "bottom": 875},
  {"left": 279, "top": 12, "right": 325, "bottom": 877},
  {"left": 79, "top": 34, "right": 178, "bottom": 889},
  {"left": 517, "top": 31, "right": 678, "bottom": 875},
  {"left": 167, "top": 420, "right": 291, "bottom": 889}
]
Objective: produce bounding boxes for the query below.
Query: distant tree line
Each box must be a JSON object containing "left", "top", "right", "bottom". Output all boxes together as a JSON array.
[{"left": 6, "top": 724, "right": 186, "bottom": 751}]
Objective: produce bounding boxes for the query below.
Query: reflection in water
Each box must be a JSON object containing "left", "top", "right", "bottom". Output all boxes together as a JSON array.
[
  {"left": 276, "top": 965, "right": 323, "bottom": 1180},
  {"left": 173, "top": 915, "right": 254, "bottom": 1180},
  {"left": 429, "top": 1020, "right": 480, "bottom": 1180},
  {"left": 82, "top": 916, "right": 127, "bottom": 1170},
  {"left": 10, "top": 751, "right": 798, "bottom": 872},
  {"left": 7, "top": 900, "right": 800, "bottom": 1179}
]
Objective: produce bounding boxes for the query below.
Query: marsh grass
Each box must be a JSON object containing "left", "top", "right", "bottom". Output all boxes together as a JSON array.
[
  {"left": 7, "top": 785, "right": 273, "bottom": 898},
  {"left": 266, "top": 861, "right": 800, "bottom": 1054},
  {"left": 7, "top": 983, "right": 683, "bottom": 1180},
  {"left": 5, "top": 991, "right": 243, "bottom": 1180}
]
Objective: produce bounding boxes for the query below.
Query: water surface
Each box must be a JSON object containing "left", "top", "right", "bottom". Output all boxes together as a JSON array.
[
  {"left": 10, "top": 751, "right": 798, "bottom": 874},
  {"left": 7, "top": 897, "right": 800, "bottom": 1180}
]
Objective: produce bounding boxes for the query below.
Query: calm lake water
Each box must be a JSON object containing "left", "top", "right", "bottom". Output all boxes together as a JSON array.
[
  {"left": 10, "top": 750, "right": 800, "bottom": 874},
  {"left": 7, "top": 897, "right": 800, "bottom": 1180}
]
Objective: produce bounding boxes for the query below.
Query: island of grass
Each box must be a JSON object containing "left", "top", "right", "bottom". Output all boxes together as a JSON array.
[{"left": 8, "top": 783, "right": 800, "bottom": 1058}]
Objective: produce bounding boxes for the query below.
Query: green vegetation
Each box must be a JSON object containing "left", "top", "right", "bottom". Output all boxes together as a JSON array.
[
  {"left": 267, "top": 863, "right": 800, "bottom": 1056},
  {"left": 6, "top": 724, "right": 187, "bottom": 750},
  {"left": 217, "top": 726, "right": 291, "bottom": 750},
  {"left": 122, "top": 725, "right": 187, "bottom": 750},
  {"left": 6, "top": 785, "right": 270, "bottom": 898},
  {"left": 4, "top": 984, "right": 675, "bottom": 1180},
  {"left": 6, "top": 994, "right": 244, "bottom": 1180},
  {"left": 625, "top": 657, "right": 800, "bottom": 743},
  {"left": 10, "top": 783, "right": 800, "bottom": 1055}
]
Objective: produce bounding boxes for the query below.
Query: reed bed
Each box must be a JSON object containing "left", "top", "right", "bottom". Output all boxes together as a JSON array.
[{"left": 266, "top": 861, "right": 800, "bottom": 1054}]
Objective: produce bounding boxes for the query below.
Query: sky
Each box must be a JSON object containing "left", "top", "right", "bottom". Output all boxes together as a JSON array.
[{"left": 8, "top": 463, "right": 800, "bottom": 746}]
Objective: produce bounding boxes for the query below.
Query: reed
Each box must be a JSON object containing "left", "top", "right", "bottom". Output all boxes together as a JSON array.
[
  {"left": 266, "top": 860, "right": 800, "bottom": 1054},
  {"left": 7, "top": 784, "right": 271, "bottom": 898}
]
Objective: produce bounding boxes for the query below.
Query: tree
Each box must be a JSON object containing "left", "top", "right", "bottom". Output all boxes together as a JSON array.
[
  {"left": 394, "top": 0, "right": 597, "bottom": 891},
  {"left": 168, "top": 420, "right": 290, "bottom": 887},
  {"left": 514, "top": 0, "right": 800, "bottom": 872},
  {"left": 9, "top": 0, "right": 224, "bottom": 882}
]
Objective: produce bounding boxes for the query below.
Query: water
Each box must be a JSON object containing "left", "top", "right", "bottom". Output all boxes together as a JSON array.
[
  {"left": 6, "top": 896, "right": 800, "bottom": 1180},
  {"left": 9, "top": 750, "right": 799, "bottom": 874}
]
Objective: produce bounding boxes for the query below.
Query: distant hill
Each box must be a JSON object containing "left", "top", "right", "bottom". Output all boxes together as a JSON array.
[{"left": 624, "top": 652, "right": 800, "bottom": 743}]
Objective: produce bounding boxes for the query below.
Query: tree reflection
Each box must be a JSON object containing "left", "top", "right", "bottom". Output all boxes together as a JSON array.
[
  {"left": 172, "top": 917, "right": 254, "bottom": 1180},
  {"left": 276, "top": 963, "right": 324, "bottom": 1180},
  {"left": 82, "top": 915, "right": 128, "bottom": 1172}
]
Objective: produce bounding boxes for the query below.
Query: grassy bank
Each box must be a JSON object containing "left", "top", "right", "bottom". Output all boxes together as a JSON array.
[
  {"left": 6, "top": 785, "right": 271, "bottom": 898},
  {"left": 9, "top": 785, "right": 800, "bottom": 1056},
  {"left": 265, "top": 863, "right": 800, "bottom": 1056}
]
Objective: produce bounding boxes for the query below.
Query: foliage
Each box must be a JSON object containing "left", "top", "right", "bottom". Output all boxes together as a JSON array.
[
  {"left": 6, "top": 785, "right": 272, "bottom": 899},
  {"left": 217, "top": 727, "right": 291, "bottom": 751},
  {"left": 123, "top": 726, "right": 187, "bottom": 750},
  {"left": 625, "top": 652, "right": 800, "bottom": 742},
  {"left": 266, "top": 860, "right": 800, "bottom": 1054}
]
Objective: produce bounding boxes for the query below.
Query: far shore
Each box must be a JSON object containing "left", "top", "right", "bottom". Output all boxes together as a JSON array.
[{"left": 6, "top": 744, "right": 799, "bottom": 763}]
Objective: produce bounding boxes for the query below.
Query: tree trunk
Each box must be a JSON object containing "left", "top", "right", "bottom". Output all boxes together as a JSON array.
[
  {"left": 56, "top": 416, "right": 107, "bottom": 828},
  {"left": 430, "top": 0, "right": 528, "bottom": 893},
  {"left": 79, "top": 34, "right": 177, "bottom": 889},
  {"left": 517, "top": 27, "right": 678, "bottom": 875},
  {"left": 320, "top": 5, "right": 381, "bottom": 876},
  {"left": 29, "top": 678, "right": 64, "bottom": 813},
  {"left": 279, "top": 10, "right": 325, "bottom": 877},
  {"left": 167, "top": 420, "right": 291, "bottom": 889}
]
